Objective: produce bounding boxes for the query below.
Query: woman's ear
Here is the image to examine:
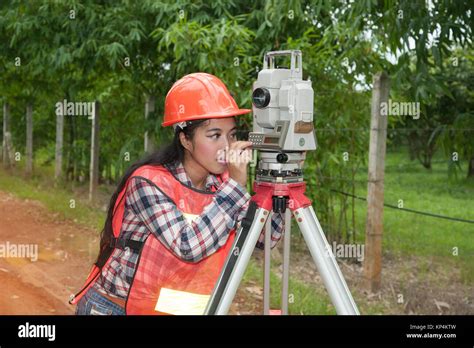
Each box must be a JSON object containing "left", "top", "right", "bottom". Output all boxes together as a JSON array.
[{"left": 179, "top": 132, "right": 193, "bottom": 152}]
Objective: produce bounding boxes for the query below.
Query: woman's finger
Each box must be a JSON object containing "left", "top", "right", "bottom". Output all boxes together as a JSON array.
[{"left": 231, "top": 141, "right": 253, "bottom": 151}]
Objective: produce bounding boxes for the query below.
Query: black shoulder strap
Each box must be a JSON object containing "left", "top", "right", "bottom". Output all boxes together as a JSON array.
[{"left": 95, "top": 238, "right": 144, "bottom": 269}]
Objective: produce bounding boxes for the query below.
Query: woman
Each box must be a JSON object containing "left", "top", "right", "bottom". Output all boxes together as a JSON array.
[{"left": 71, "top": 73, "right": 284, "bottom": 315}]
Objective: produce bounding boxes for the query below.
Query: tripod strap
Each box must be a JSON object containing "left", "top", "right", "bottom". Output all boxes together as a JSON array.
[
  {"left": 241, "top": 200, "right": 258, "bottom": 230},
  {"left": 206, "top": 200, "right": 258, "bottom": 314}
]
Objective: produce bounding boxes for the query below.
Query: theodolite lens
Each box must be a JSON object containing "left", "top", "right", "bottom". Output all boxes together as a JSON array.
[
  {"left": 252, "top": 88, "right": 271, "bottom": 108},
  {"left": 277, "top": 153, "right": 288, "bottom": 163}
]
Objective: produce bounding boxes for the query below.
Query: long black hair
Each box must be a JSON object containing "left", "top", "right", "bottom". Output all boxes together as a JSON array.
[{"left": 95, "top": 119, "right": 210, "bottom": 266}]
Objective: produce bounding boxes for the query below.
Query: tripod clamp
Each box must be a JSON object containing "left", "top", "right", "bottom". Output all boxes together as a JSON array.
[{"left": 252, "top": 179, "right": 311, "bottom": 214}]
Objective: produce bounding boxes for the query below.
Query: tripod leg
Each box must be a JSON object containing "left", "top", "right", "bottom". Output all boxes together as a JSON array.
[
  {"left": 294, "top": 205, "right": 360, "bottom": 315},
  {"left": 263, "top": 211, "right": 272, "bottom": 314},
  {"left": 281, "top": 208, "right": 291, "bottom": 315},
  {"left": 205, "top": 201, "right": 270, "bottom": 315}
]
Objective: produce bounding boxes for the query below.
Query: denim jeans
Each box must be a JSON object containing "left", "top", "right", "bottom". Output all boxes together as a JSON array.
[{"left": 75, "top": 287, "right": 126, "bottom": 315}]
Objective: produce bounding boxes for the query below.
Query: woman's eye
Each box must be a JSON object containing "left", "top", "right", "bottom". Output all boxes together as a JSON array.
[{"left": 209, "top": 133, "right": 236, "bottom": 140}]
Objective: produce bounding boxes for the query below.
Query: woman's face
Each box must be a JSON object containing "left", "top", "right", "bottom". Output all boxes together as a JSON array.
[{"left": 186, "top": 117, "right": 238, "bottom": 175}]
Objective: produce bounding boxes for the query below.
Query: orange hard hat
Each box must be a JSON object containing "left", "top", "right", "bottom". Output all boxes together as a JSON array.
[{"left": 162, "top": 72, "right": 251, "bottom": 127}]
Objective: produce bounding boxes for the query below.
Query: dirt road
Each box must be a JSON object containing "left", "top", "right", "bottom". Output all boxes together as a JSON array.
[
  {"left": 0, "top": 190, "right": 99, "bottom": 314},
  {"left": 0, "top": 190, "right": 250, "bottom": 315}
]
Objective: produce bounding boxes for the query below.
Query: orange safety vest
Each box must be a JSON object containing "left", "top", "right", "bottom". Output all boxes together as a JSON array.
[{"left": 70, "top": 164, "right": 236, "bottom": 315}]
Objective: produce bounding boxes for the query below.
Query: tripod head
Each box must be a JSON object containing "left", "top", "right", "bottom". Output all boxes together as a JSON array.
[{"left": 249, "top": 50, "right": 317, "bottom": 183}]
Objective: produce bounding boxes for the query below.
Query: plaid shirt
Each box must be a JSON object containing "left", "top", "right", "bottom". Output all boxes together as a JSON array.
[{"left": 94, "top": 160, "right": 284, "bottom": 299}]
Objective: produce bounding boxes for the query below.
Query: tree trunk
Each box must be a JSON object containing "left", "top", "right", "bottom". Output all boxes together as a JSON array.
[
  {"left": 3, "top": 103, "right": 11, "bottom": 169},
  {"left": 407, "top": 131, "right": 418, "bottom": 161},
  {"left": 109, "top": 163, "right": 113, "bottom": 184},
  {"left": 66, "top": 114, "right": 74, "bottom": 181},
  {"left": 72, "top": 116, "right": 78, "bottom": 182},
  {"left": 419, "top": 153, "right": 432, "bottom": 170},
  {"left": 468, "top": 156, "right": 474, "bottom": 178},
  {"left": 55, "top": 104, "right": 64, "bottom": 181},
  {"left": 4, "top": 132, "right": 15, "bottom": 168},
  {"left": 103, "top": 161, "right": 108, "bottom": 185},
  {"left": 144, "top": 94, "right": 156, "bottom": 154},
  {"left": 25, "top": 103, "right": 33, "bottom": 177},
  {"left": 89, "top": 101, "right": 100, "bottom": 201}
]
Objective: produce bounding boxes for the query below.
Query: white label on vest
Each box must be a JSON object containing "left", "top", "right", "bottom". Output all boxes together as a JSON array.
[
  {"left": 155, "top": 288, "right": 210, "bottom": 315},
  {"left": 182, "top": 212, "right": 199, "bottom": 224}
]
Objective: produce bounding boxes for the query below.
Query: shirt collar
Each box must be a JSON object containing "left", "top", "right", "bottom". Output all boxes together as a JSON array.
[{"left": 166, "top": 160, "right": 221, "bottom": 191}]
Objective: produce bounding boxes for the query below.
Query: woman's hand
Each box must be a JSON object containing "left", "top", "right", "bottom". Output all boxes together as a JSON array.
[{"left": 226, "top": 141, "right": 253, "bottom": 188}]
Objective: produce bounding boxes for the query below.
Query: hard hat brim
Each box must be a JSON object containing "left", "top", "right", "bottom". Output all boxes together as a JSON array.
[{"left": 162, "top": 108, "right": 251, "bottom": 127}]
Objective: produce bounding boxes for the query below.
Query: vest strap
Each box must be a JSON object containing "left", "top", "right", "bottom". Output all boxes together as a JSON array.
[{"left": 109, "top": 238, "right": 143, "bottom": 252}]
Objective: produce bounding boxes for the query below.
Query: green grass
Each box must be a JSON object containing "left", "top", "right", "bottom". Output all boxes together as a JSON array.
[
  {"left": 367, "top": 150, "right": 472, "bottom": 255},
  {"left": 241, "top": 258, "right": 336, "bottom": 315},
  {"left": 240, "top": 257, "right": 387, "bottom": 314},
  {"left": 0, "top": 166, "right": 105, "bottom": 231},
  {"left": 330, "top": 148, "right": 474, "bottom": 284}
]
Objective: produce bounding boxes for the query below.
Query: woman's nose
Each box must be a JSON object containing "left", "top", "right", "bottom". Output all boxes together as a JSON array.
[{"left": 223, "top": 136, "right": 232, "bottom": 148}]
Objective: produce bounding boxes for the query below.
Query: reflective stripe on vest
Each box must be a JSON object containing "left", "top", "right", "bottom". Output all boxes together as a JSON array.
[{"left": 155, "top": 288, "right": 210, "bottom": 315}]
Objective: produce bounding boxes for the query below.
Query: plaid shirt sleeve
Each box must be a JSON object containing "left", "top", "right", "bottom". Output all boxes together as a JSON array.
[
  {"left": 235, "top": 193, "right": 285, "bottom": 250},
  {"left": 126, "top": 176, "right": 252, "bottom": 263}
]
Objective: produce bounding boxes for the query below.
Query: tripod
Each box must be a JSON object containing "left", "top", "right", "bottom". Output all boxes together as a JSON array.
[{"left": 205, "top": 152, "right": 360, "bottom": 315}]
